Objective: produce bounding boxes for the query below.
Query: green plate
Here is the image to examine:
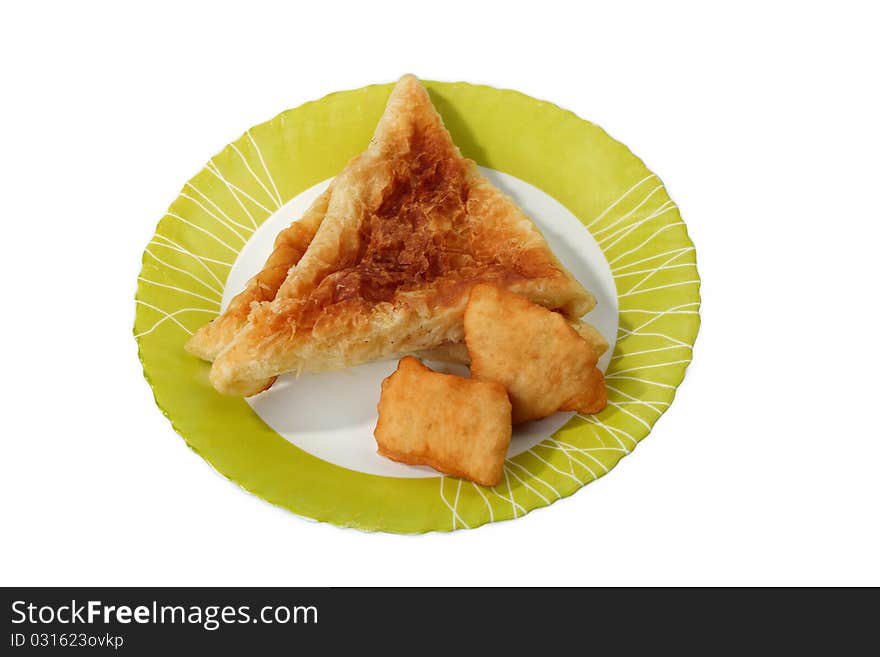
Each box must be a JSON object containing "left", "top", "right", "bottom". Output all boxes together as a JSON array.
[{"left": 135, "top": 80, "right": 700, "bottom": 532}]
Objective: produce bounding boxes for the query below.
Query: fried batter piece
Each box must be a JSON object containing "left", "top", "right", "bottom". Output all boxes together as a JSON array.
[
  {"left": 374, "top": 357, "right": 512, "bottom": 486},
  {"left": 464, "top": 284, "right": 608, "bottom": 423},
  {"left": 209, "top": 75, "right": 594, "bottom": 396},
  {"left": 416, "top": 317, "right": 608, "bottom": 365}
]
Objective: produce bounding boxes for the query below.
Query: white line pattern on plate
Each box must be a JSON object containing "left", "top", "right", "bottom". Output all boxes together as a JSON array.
[
  {"left": 137, "top": 277, "right": 222, "bottom": 306},
  {"left": 471, "top": 482, "right": 494, "bottom": 523},
  {"left": 179, "top": 192, "right": 253, "bottom": 239},
  {"left": 617, "top": 243, "right": 696, "bottom": 298},
  {"left": 498, "top": 469, "right": 524, "bottom": 518},
  {"left": 440, "top": 477, "right": 469, "bottom": 530},
  {"left": 506, "top": 460, "right": 561, "bottom": 500},
  {"left": 593, "top": 187, "right": 668, "bottom": 240},
  {"left": 206, "top": 160, "right": 274, "bottom": 215},
  {"left": 604, "top": 375, "right": 677, "bottom": 389},
  {"left": 229, "top": 142, "right": 282, "bottom": 211},
  {"left": 606, "top": 384, "right": 670, "bottom": 411},
  {"left": 184, "top": 182, "right": 251, "bottom": 235},
  {"left": 134, "top": 301, "right": 216, "bottom": 338},
  {"left": 585, "top": 174, "right": 657, "bottom": 230},
  {"left": 503, "top": 464, "right": 552, "bottom": 504},
  {"left": 247, "top": 130, "right": 284, "bottom": 207},
  {"left": 611, "top": 344, "right": 692, "bottom": 361},
  {"left": 164, "top": 212, "right": 242, "bottom": 253},
  {"left": 579, "top": 415, "right": 636, "bottom": 452},
  {"left": 606, "top": 400, "right": 653, "bottom": 430},
  {"left": 614, "top": 262, "right": 698, "bottom": 280},
  {"left": 607, "top": 222, "right": 687, "bottom": 266},
  {"left": 618, "top": 280, "right": 701, "bottom": 298},
  {"left": 143, "top": 249, "right": 223, "bottom": 297},
  {"left": 538, "top": 441, "right": 601, "bottom": 478},
  {"left": 527, "top": 448, "right": 585, "bottom": 485},
  {"left": 205, "top": 162, "right": 259, "bottom": 228},
  {"left": 151, "top": 233, "right": 232, "bottom": 270},
  {"left": 545, "top": 439, "right": 606, "bottom": 475},
  {"left": 596, "top": 201, "right": 676, "bottom": 249},
  {"left": 611, "top": 246, "right": 695, "bottom": 273}
]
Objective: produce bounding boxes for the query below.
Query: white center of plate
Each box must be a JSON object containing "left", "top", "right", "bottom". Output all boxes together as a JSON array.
[{"left": 223, "top": 168, "right": 618, "bottom": 478}]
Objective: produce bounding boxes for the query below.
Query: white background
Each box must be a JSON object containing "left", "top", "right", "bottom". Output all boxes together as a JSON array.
[{"left": 1, "top": 1, "right": 878, "bottom": 586}]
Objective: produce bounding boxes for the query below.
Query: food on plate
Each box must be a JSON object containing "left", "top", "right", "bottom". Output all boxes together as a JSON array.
[
  {"left": 415, "top": 316, "right": 608, "bottom": 366},
  {"left": 374, "top": 356, "right": 512, "bottom": 486},
  {"left": 206, "top": 74, "right": 594, "bottom": 396},
  {"left": 464, "top": 284, "right": 607, "bottom": 423},
  {"left": 185, "top": 186, "right": 331, "bottom": 362},
  {"left": 181, "top": 74, "right": 611, "bottom": 486}
]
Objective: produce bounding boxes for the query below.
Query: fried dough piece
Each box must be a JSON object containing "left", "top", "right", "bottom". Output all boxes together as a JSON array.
[
  {"left": 184, "top": 185, "right": 332, "bottom": 361},
  {"left": 210, "top": 75, "right": 594, "bottom": 395},
  {"left": 416, "top": 317, "right": 608, "bottom": 365},
  {"left": 374, "top": 357, "right": 512, "bottom": 486},
  {"left": 464, "top": 284, "right": 608, "bottom": 424}
]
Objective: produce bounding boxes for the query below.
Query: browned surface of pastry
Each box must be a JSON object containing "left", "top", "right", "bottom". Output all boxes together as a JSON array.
[
  {"left": 210, "top": 75, "right": 594, "bottom": 395},
  {"left": 374, "top": 357, "right": 512, "bottom": 486},
  {"left": 464, "top": 284, "right": 607, "bottom": 423}
]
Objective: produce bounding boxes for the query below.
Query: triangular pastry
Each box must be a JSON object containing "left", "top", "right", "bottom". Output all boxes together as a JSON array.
[
  {"left": 184, "top": 189, "right": 604, "bottom": 368},
  {"left": 210, "top": 75, "right": 596, "bottom": 396},
  {"left": 185, "top": 183, "right": 605, "bottom": 366}
]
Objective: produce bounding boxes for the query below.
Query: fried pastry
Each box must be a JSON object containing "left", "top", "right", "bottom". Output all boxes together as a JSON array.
[
  {"left": 374, "top": 357, "right": 512, "bottom": 486},
  {"left": 184, "top": 185, "right": 331, "bottom": 361},
  {"left": 210, "top": 75, "right": 595, "bottom": 396},
  {"left": 464, "top": 284, "right": 607, "bottom": 423},
  {"left": 416, "top": 316, "right": 608, "bottom": 366}
]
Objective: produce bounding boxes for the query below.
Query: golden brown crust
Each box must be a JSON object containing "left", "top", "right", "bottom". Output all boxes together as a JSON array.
[
  {"left": 184, "top": 186, "right": 331, "bottom": 361},
  {"left": 559, "top": 368, "right": 607, "bottom": 415},
  {"left": 416, "top": 316, "right": 608, "bottom": 367},
  {"left": 464, "top": 284, "right": 607, "bottom": 423},
  {"left": 374, "top": 357, "right": 511, "bottom": 486},
  {"left": 210, "top": 75, "right": 594, "bottom": 396}
]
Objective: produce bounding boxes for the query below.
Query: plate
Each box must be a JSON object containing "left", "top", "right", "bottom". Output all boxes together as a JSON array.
[{"left": 135, "top": 80, "right": 700, "bottom": 532}]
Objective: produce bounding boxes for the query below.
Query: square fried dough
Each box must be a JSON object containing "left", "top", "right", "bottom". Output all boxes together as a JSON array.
[
  {"left": 464, "top": 284, "right": 607, "bottom": 424},
  {"left": 374, "top": 356, "right": 512, "bottom": 486}
]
